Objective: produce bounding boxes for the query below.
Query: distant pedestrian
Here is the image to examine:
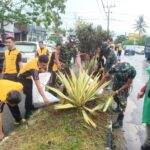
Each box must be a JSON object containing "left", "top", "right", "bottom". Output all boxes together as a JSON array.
[
  {"left": 138, "top": 66, "right": 150, "bottom": 150},
  {"left": 117, "top": 42, "right": 123, "bottom": 60}
]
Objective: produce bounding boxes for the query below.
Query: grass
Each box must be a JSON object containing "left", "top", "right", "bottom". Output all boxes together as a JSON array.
[{"left": 1, "top": 102, "right": 110, "bottom": 150}]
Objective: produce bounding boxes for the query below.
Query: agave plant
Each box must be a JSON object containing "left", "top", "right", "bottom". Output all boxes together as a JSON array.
[
  {"left": 83, "top": 58, "right": 98, "bottom": 75},
  {"left": 47, "top": 69, "right": 112, "bottom": 128}
]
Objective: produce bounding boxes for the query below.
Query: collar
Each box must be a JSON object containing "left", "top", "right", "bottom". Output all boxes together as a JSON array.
[{"left": 8, "top": 48, "right": 16, "bottom": 51}]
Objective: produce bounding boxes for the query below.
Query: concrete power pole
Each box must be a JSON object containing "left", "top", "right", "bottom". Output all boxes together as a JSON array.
[
  {"left": 105, "top": 4, "right": 115, "bottom": 38},
  {"left": 107, "top": 7, "right": 110, "bottom": 37}
]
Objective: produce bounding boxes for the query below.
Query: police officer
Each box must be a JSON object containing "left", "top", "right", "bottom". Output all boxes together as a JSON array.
[
  {"left": 100, "top": 62, "right": 136, "bottom": 128},
  {"left": 48, "top": 43, "right": 62, "bottom": 87},
  {"left": 3, "top": 37, "right": 23, "bottom": 81},
  {"left": 18, "top": 55, "right": 49, "bottom": 118},
  {"left": 2, "top": 37, "right": 23, "bottom": 125},
  {"left": 0, "top": 80, "right": 23, "bottom": 140},
  {"left": 35, "top": 41, "right": 49, "bottom": 57}
]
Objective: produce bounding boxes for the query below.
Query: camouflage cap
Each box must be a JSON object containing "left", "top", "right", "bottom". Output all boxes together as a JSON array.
[{"left": 118, "top": 62, "right": 131, "bottom": 72}]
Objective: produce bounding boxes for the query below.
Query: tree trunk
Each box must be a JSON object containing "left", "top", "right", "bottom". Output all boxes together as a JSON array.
[{"left": 1, "top": 19, "right": 5, "bottom": 43}]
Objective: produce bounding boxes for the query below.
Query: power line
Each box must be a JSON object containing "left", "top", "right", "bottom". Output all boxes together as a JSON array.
[
  {"left": 95, "top": 0, "right": 105, "bottom": 19},
  {"left": 65, "top": 11, "right": 150, "bottom": 19},
  {"left": 100, "top": 0, "right": 107, "bottom": 14},
  {"left": 112, "top": 12, "right": 150, "bottom": 20},
  {"left": 62, "top": 16, "right": 135, "bottom": 24}
]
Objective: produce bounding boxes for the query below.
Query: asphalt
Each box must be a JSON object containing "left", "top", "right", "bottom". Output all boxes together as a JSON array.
[{"left": 121, "top": 54, "right": 149, "bottom": 150}]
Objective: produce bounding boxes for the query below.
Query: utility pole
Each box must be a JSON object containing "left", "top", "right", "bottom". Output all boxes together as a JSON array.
[
  {"left": 106, "top": 4, "right": 115, "bottom": 38},
  {"left": 107, "top": 7, "right": 110, "bottom": 38},
  {"left": 100, "top": 0, "right": 115, "bottom": 38}
]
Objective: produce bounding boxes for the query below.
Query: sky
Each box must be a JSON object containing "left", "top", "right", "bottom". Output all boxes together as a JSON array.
[{"left": 61, "top": 0, "right": 150, "bottom": 36}]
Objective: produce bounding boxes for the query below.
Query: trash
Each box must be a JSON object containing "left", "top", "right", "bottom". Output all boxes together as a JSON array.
[
  {"left": 96, "top": 89, "right": 104, "bottom": 96},
  {"left": 86, "top": 74, "right": 104, "bottom": 96},
  {"left": 32, "top": 72, "right": 59, "bottom": 108},
  {"left": 28, "top": 119, "right": 36, "bottom": 126}
]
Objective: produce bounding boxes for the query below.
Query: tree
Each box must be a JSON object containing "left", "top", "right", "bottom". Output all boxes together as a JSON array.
[
  {"left": 133, "top": 15, "right": 147, "bottom": 37},
  {"left": 115, "top": 35, "right": 127, "bottom": 44},
  {"left": 0, "top": 0, "right": 67, "bottom": 42},
  {"left": 137, "top": 35, "right": 147, "bottom": 46},
  {"left": 24, "top": 0, "right": 67, "bottom": 43},
  {"left": 23, "top": 0, "right": 66, "bottom": 28},
  {"left": 0, "top": 0, "right": 30, "bottom": 42},
  {"left": 76, "top": 20, "right": 107, "bottom": 54},
  {"left": 124, "top": 39, "right": 135, "bottom": 45}
]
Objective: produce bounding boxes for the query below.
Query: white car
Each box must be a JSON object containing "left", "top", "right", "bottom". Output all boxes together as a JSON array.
[
  {"left": 15, "top": 41, "right": 39, "bottom": 63},
  {"left": 46, "top": 44, "right": 54, "bottom": 53}
]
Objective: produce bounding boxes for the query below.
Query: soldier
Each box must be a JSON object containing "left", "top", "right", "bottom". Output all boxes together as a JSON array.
[
  {"left": 99, "top": 41, "right": 117, "bottom": 73},
  {"left": 100, "top": 62, "right": 136, "bottom": 128}
]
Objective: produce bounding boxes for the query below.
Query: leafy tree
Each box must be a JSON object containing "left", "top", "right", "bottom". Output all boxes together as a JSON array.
[
  {"left": 133, "top": 15, "right": 147, "bottom": 37},
  {"left": 0, "top": 0, "right": 67, "bottom": 42},
  {"left": 115, "top": 35, "right": 127, "bottom": 44},
  {"left": 137, "top": 35, "right": 147, "bottom": 46},
  {"left": 0, "top": 0, "right": 30, "bottom": 42},
  {"left": 76, "top": 20, "right": 107, "bottom": 54},
  {"left": 124, "top": 39, "right": 135, "bottom": 45},
  {"left": 23, "top": 0, "right": 66, "bottom": 28}
]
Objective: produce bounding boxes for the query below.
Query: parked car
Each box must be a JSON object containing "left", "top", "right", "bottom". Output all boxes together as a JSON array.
[
  {"left": 145, "top": 37, "right": 150, "bottom": 60},
  {"left": 124, "top": 45, "right": 135, "bottom": 56},
  {"left": 134, "top": 46, "right": 145, "bottom": 55},
  {"left": 46, "top": 44, "right": 54, "bottom": 53},
  {"left": 0, "top": 44, "right": 7, "bottom": 72},
  {"left": 15, "top": 41, "right": 39, "bottom": 64}
]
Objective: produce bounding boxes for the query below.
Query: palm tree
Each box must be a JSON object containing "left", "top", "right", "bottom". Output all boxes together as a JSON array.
[{"left": 134, "top": 15, "right": 147, "bottom": 37}]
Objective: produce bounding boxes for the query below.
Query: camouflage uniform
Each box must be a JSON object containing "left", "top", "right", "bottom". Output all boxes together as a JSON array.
[
  {"left": 104, "top": 50, "right": 117, "bottom": 72},
  {"left": 109, "top": 62, "right": 136, "bottom": 109},
  {"left": 101, "top": 43, "right": 117, "bottom": 72}
]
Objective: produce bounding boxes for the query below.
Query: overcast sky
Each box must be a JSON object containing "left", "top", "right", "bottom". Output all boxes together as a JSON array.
[{"left": 61, "top": 0, "right": 150, "bottom": 36}]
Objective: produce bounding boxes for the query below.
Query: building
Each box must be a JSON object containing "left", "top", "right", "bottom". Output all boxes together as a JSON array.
[
  {"left": 128, "top": 33, "right": 139, "bottom": 40},
  {"left": 14, "top": 23, "right": 48, "bottom": 42},
  {"left": 0, "top": 23, "right": 14, "bottom": 41}
]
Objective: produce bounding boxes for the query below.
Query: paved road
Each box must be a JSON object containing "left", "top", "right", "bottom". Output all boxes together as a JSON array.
[{"left": 122, "top": 54, "right": 149, "bottom": 150}]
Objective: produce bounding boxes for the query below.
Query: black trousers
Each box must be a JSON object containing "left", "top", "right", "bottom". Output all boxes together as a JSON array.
[
  {"left": 50, "top": 71, "right": 57, "bottom": 87},
  {"left": 20, "top": 79, "right": 34, "bottom": 114},
  {"left": 3, "top": 74, "right": 22, "bottom": 122},
  {"left": 117, "top": 51, "right": 122, "bottom": 56}
]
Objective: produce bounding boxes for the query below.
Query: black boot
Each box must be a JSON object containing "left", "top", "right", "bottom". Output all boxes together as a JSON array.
[
  {"left": 141, "top": 144, "right": 150, "bottom": 150},
  {"left": 113, "top": 113, "right": 124, "bottom": 129}
]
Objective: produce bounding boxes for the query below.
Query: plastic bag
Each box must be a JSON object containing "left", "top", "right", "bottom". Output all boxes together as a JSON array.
[
  {"left": 85, "top": 74, "right": 104, "bottom": 96},
  {"left": 32, "top": 72, "right": 59, "bottom": 108}
]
